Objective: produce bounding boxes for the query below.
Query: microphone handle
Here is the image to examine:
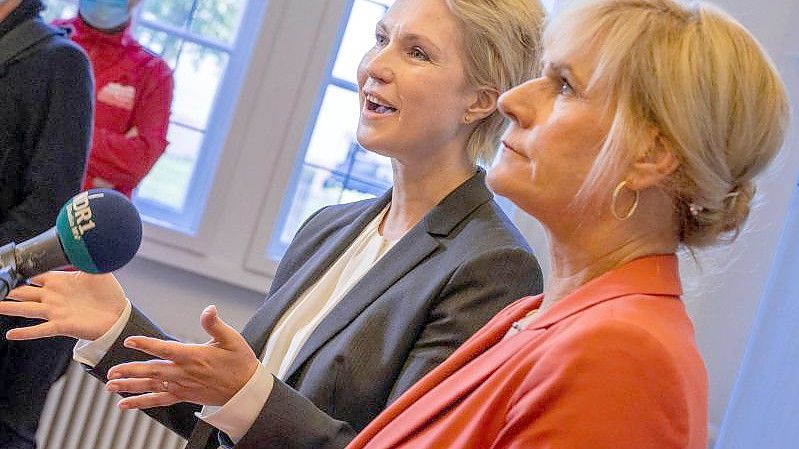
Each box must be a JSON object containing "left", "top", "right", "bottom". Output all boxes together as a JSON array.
[
  {"left": 15, "top": 227, "right": 70, "bottom": 280},
  {"left": 0, "top": 265, "right": 16, "bottom": 300}
]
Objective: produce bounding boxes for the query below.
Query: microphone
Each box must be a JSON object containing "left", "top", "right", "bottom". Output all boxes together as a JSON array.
[{"left": 0, "top": 189, "right": 143, "bottom": 298}]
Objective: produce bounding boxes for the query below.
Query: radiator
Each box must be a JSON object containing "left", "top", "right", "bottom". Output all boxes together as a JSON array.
[{"left": 36, "top": 362, "right": 187, "bottom": 449}]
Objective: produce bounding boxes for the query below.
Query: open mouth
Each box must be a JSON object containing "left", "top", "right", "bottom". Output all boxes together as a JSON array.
[{"left": 365, "top": 94, "right": 397, "bottom": 115}]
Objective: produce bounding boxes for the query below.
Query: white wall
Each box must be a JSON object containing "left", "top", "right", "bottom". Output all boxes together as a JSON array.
[
  {"left": 114, "top": 0, "right": 799, "bottom": 443},
  {"left": 114, "top": 257, "right": 265, "bottom": 342},
  {"left": 681, "top": 0, "right": 799, "bottom": 436}
]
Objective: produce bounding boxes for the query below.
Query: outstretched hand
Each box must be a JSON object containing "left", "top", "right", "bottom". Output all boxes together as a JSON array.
[
  {"left": 106, "top": 305, "right": 260, "bottom": 409},
  {"left": 0, "top": 271, "right": 128, "bottom": 341}
]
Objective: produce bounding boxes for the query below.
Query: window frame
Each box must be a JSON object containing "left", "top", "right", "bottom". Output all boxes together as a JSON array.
[
  {"left": 262, "top": 0, "right": 382, "bottom": 265},
  {"left": 130, "top": 0, "right": 262, "bottom": 234},
  {"left": 135, "top": 0, "right": 353, "bottom": 292}
]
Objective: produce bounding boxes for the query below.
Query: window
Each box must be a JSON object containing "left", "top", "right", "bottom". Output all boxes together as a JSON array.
[
  {"left": 43, "top": 0, "right": 264, "bottom": 234},
  {"left": 267, "top": 0, "right": 394, "bottom": 260},
  {"left": 265, "top": 0, "right": 559, "bottom": 260}
]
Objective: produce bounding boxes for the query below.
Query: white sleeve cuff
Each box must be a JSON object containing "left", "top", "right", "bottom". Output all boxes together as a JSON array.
[
  {"left": 196, "top": 363, "right": 275, "bottom": 444},
  {"left": 73, "top": 299, "right": 133, "bottom": 368}
]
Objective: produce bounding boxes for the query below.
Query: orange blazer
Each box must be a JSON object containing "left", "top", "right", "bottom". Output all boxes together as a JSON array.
[{"left": 348, "top": 255, "right": 708, "bottom": 449}]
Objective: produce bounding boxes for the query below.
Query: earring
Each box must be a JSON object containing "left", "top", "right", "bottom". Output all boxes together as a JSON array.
[
  {"left": 464, "top": 114, "right": 472, "bottom": 125},
  {"left": 611, "top": 180, "right": 639, "bottom": 220}
]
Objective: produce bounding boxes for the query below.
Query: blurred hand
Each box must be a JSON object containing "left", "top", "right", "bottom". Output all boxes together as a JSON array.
[
  {"left": 91, "top": 177, "right": 115, "bottom": 189},
  {"left": 106, "top": 305, "right": 260, "bottom": 409},
  {"left": 124, "top": 126, "right": 139, "bottom": 139},
  {"left": 0, "top": 271, "right": 128, "bottom": 341}
]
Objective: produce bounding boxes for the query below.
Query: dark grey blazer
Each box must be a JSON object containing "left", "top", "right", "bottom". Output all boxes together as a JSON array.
[{"left": 87, "top": 169, "right": 543, "bottom": 449}]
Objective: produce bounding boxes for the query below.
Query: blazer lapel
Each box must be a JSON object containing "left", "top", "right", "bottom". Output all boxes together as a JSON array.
[
  {"left": 283, "top": 226, "right": 440, "bottom": 379},
  {"left": 352, "top": 297, "right": 543, "bottom": 449},
  {"left": 353, "top": 256, "right": 683, "bottom": 449},
  {"left": 240, "top": 192, "right": 392, "bottom": 354},
  {"left": 283, "top": 168, "right": 494, "bottom": 380}
]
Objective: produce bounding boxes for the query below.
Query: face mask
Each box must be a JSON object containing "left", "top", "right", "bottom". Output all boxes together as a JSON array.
[{"left": 79, "top": 0, "right": 131, "bottom": 30}]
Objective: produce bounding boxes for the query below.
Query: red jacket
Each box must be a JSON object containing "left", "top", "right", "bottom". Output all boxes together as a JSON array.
[
  {"left": 53, "top": 16, "right": 173, "bottom": 197},
  {"left": 349, "top": 255, "right": 708, "bottom": 449}
]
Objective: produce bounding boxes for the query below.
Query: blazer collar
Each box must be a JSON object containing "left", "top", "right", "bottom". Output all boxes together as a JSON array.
[
  {"left": 350, "top": 254, "right": 682, "bottom": 449},
  {"left": 243, "top": 168, "right": 493, "bottom": 374},
  {"left": 529, "top": 253, "right": 682, "bottom": 330},
  {"left": 282, "top": 168, "right": 493, "bottom": 380},
  {"left": 422, "top": 167, "right": 493, "bottom": 236},
  {"left": 241, "top": 194, "right": 391, "bottom": 353}
]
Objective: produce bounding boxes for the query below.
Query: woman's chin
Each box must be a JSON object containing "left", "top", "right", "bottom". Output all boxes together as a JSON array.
[{"left": 486, "top": 167, "right": 514, "bottom": 197}]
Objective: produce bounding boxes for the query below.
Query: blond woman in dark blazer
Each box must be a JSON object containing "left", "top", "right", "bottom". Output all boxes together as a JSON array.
[{"left": 0, "top": 1, "right": 546, "bottom": 448}]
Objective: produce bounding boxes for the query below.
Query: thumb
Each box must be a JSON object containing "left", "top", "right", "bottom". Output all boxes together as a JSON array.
[{"left": 200, "top": 305, "right": 238, "bottom": 344}]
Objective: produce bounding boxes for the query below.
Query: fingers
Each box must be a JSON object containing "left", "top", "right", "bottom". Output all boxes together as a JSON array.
[
  {"left": 118, "top": 392, "right": 181, "bottom": 410},
  {"left": 123, "top": 336, "right": 193, "bottom": 363},
  {"left": 107, "top": 378, "right": 172, "bottom": 394},
  {"left": 0, "top": 301, "right": 48, "bottom": 319},
  {"left": 27, "top": 271, "right": 71, "bottom": 287},
  {"left": 107, "top": 359, "right": 181, "bottom": 382},
  {"left": 6, "top": 285, "right": 44, "bottom": 302},
  {"left": 200, "top": 305, "right": 238, "bottom": 343},
  {"left": 5, "top": 322, "right": 59, "bottom": 340}
]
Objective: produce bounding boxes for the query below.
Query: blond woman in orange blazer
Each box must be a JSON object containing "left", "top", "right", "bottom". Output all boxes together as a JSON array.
[{"left": 347, "top": 0, "right": 790, "bottom": 448}]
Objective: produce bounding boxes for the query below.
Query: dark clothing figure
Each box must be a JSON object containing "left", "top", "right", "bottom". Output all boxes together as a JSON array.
[{"left": 0, "top": 0, "right": 93, "bottom": 447}]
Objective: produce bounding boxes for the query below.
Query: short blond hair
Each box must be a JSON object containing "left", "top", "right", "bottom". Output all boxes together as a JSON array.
[
  {"left": 445, "top": 0, "right": 545, "bottom": 165},
  {"left": 545, "top": 0, "right": 789, "bottom": 247}
]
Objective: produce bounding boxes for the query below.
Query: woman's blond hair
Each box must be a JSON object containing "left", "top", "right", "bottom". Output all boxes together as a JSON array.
[
  {"left": 545, "top": 0, "right": 789, "bottom": 247},
  {"left": 445, "top": 0, "right": 545, "bottom": 165}
]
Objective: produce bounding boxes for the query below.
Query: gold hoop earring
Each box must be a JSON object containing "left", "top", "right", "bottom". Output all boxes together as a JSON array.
[{"left": 611, "top": 180, "right": 639, "bottom": 220}]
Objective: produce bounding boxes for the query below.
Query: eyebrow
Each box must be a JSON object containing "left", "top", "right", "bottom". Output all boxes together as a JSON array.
[
  {"left": 546, "top": 61, "right": 586, "bottom": 89},
  {"left": 375, "top": 20, "right": 443, "bottom": 55}
]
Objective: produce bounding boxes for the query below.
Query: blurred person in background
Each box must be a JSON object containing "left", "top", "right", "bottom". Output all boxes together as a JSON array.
[
  {"left": 0, "top": 0, "right": 93, "bottom": 447},
  {"left": 54, "top": 0, "right": 173, "bottom": 197}
]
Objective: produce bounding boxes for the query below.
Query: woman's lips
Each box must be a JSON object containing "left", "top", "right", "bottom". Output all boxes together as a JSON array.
[{"left": 502, "top": 140, "right": 524, "bottom": 156}]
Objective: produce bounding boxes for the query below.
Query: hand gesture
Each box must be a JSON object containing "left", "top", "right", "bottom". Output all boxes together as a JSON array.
[
  {"left": 106, "top": 305, "right": 260, "bottom": 409},
  {"left": 0, "top": 271, "right": 128, "bottom": 341}
]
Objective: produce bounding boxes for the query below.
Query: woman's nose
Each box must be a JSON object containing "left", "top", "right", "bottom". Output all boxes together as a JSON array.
[
  {"left": 498, "top": 79, "right": 539, "bottom": 129},
  {"left": 361, "top": 47, "right": 395, "bottom": 84}
]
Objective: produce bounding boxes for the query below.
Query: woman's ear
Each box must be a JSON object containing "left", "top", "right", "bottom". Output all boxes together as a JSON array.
[
  {"left": 465, "top": 87, "right": 500, "bottom": 123},
  {"left": 627, "top": 133, "right": 680, "bottom": 190}
]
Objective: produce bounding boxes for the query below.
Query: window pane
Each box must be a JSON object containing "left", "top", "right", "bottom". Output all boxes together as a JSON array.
[
  {"left": 268, "top": 82, "right": 393, "bottom": 255},
  {"left": 268, "top": 0, "right": 398, "bottom": 259},
  {"left": 189, "top": 0, "right": 245, "bottom": 44},
  {"left": 274, "top": 165, "right": 388, "bottom": 252},
  {"left": 331, "top": 0, "right": 390, "bottom": 85},
  {"left": 132, "top": 27, "right": 181, "bottom": 68},
  {"left": 304, "top": 85, "right": 364, "bottom": 172},
  {"left": 135, "top": 124, "right": 203, "bottom": 212},
  {"left": 41, "top": 0, "right": 77, "bottom": 21},
  {"left": 139, "top": 0, "right": 194, "bottom": 30},
  {"left": 171, "top": 42, "right": 230, "bottom": 129}
]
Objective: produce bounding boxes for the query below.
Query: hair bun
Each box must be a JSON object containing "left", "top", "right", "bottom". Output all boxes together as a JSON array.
[{"left": 719, "top": 181, "right": 755, "bottom": 236}]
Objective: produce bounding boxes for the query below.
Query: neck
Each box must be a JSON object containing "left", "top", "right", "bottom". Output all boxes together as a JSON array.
[
  {"left": 380, "top": 148, "right": 474, "bottom": 241},
  {"left": 0, "top": 0, "right": 22, "bottom": 23},
  {"left": 540, "top": 190, "right": 679, "bottom": 312}
]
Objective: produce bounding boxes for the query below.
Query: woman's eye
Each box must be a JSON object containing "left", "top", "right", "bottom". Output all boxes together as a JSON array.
[
  {"left": 409, "top": 47, "right": 430, "bottom": 61},
  {"left": 558, "top": 79, "right": 575, "bottom": 96},
  {"left": 375, "top": 33, "right": 388, "bottom": 46}
]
